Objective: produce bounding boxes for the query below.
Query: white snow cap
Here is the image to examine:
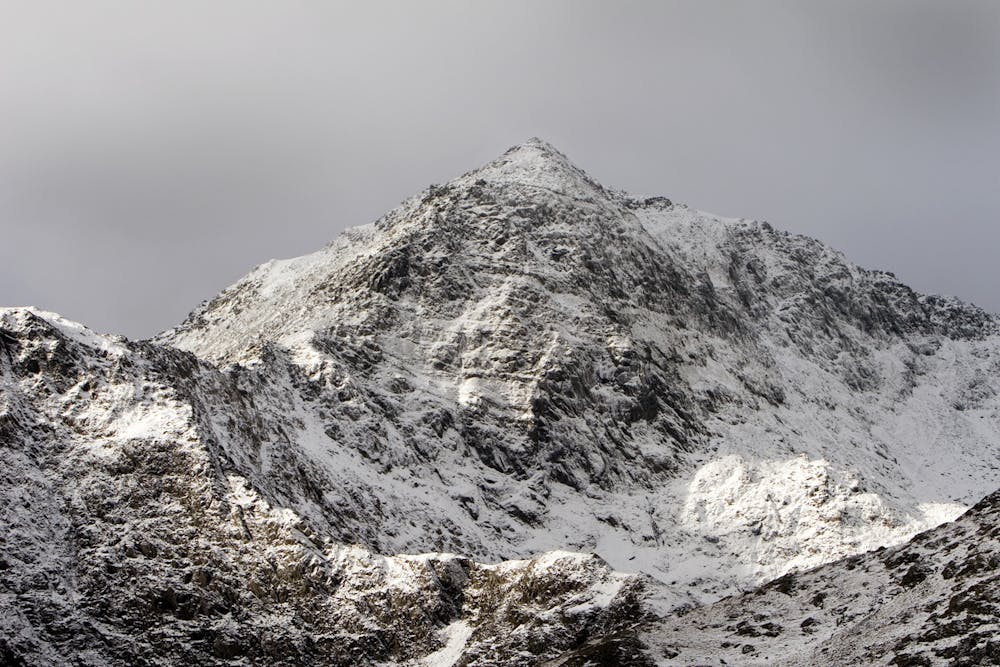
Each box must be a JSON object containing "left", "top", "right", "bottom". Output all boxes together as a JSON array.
[{"left": 460, "top": 137, "right": 607, "bottom": 199}]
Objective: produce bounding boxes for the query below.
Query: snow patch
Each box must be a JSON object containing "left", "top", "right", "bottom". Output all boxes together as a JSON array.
[{"left": 418, "top": 620, "right": 473, "bottom": 667}]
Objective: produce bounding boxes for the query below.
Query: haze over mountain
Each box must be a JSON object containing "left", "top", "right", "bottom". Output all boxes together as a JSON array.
[{"left": 3, "top": 140, "right": 999, "bottom": 665}]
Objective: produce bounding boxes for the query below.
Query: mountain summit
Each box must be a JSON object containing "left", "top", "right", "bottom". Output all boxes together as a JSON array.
[
  {"left": 459, "top": 137, "right": 609, "bottom": 197},
  {"left": 4, "top": 140, "right": 1000, "bottom": 665}
]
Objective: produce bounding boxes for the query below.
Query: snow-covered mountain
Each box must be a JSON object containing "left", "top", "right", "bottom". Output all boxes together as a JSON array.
[{"left": 3, "top": 139, "right": 1000, "bottom": 665}]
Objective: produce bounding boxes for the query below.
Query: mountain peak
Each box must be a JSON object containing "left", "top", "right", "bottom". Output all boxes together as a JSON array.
[
  {"left": 462, "top": 137, "right": 606, "bottom": 199},
  {"left": 503, "top": 136, "right": 568, "bottom": 159}
]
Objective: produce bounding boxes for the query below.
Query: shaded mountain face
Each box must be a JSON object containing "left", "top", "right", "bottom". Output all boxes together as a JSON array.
[{"left": 2, "top": 139, "right": 1000, "bottom": 665}]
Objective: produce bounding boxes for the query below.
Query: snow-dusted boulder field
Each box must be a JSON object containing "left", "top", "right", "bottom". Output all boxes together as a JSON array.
[{"left": 3, "top": 140, "right": 999, "bottom": 664}]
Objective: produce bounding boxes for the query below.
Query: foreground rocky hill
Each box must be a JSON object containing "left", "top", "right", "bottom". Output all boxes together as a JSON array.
[
  {"left": 643, "top": 488, "right": 1000, "bottom": 665},
  {"left": 3, "top": 139, "right": 1000, "bottom": 664}
]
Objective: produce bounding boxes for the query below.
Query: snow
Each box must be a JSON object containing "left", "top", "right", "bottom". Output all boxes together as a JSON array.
[
  {"left": 418, "top": 621, "right": 473, "bottom": 667},
  {"left": 454, "top": 138, "right": 608, "bottom": 201},
  {"left": 678, "top": 453, "right": 966, "bottom": 581},
  {"left": 1, "top": 306, "right": 127, "bottom": 356}
]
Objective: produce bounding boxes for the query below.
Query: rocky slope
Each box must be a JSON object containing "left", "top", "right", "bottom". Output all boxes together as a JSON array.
[
  {"left": 643, "top": 488, "right": 1000, "bottom": 665},
  {"left": 3, "top": 139, "right": 1000, "bottom": 664},
  {"left": 0, "top": 307, "right": 648, "bottom": 666}
]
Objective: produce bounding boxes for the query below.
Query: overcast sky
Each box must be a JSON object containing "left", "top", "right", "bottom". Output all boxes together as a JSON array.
[{"left": 2, "top": 1, "right": 999, "bottom": 339}]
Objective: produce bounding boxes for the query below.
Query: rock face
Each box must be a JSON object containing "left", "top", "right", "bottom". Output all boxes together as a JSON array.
[{"left": 2, "top": 139, "right": 1000, "bottom": 665}]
